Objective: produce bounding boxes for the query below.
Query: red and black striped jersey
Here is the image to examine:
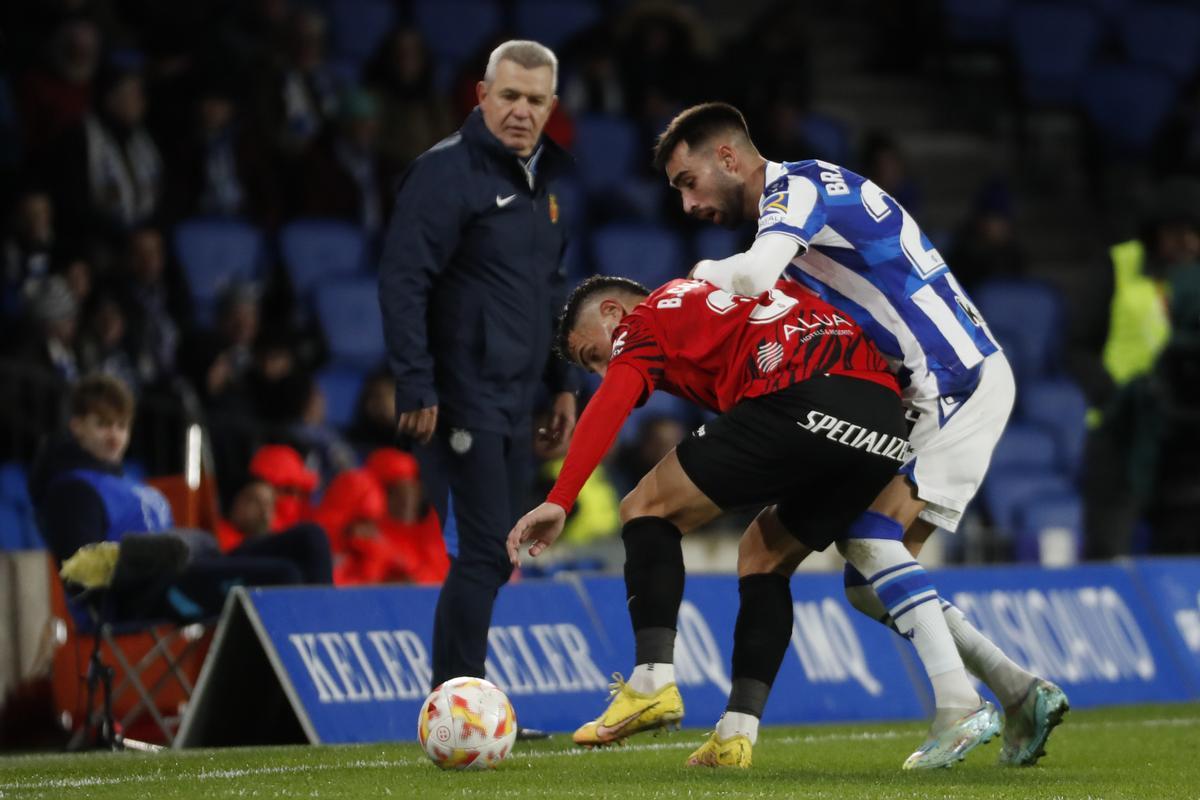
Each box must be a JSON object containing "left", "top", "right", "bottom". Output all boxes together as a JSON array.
[{"left": 610, "top": 278, "right": 898, "bottom": 413}]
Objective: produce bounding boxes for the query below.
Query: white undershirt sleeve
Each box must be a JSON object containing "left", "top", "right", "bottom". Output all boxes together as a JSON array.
[{"left": 691, "top": 233, "right": 802, "bottom": 296}]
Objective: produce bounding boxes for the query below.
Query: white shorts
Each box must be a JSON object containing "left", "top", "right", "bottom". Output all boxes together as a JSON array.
[{"left": 901, "top": 352, "right": 1015, "bottom": 532}]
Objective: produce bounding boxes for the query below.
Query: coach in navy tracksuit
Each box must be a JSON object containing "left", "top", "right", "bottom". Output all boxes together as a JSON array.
[{"left": 378, "top": 41, "right": 578, "bottom": 685}]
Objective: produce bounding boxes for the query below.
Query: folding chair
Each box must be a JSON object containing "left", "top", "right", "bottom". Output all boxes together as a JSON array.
[{"left": 53, "top": 537, "right": 212, "bottom": 750}]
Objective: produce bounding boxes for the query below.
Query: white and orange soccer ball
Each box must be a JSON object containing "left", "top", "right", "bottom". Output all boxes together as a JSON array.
[{"left": 417, "top": 677, "right": 517, "bottom": 770}]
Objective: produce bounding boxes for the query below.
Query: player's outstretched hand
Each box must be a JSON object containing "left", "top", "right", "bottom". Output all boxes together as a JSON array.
[{"left": 506, "top": 502, "right": 567, "bottom": 567}]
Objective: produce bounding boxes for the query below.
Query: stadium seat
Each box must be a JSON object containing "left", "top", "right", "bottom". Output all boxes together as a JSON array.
[
  {"left": 1014, "top": 490, "right": 1083, "bottom": 564},
  {"left": 173, "top": 219, "right": 265, "bottom": 328},
  {"left": 1021, "top": 378, "right": 1088, "bottom": 476},
  {"left": 798, "top": 113, "right": 851, "bottom": 166},
  {"left": 618, "top": 392, "right": 696, "bottom": 447},
  {"left": 314, "top": 278, "right": 387, "bottom": 368},
  {"left": 988, "top": 421, "right": 1058, "bottom": 473},
  {"left": 694, "top": 227, "right": 745, "bottom": 261},
  {"left": 1009, "top": 3, "right": 1103, "bottom": 107},
  {"left": 1080, "top": 64, "right": 1180, "bottom": 156},
  {"left": 972, "top": 279, "right": 1062, "bottom": 384},
  {"left": 980, "top": 468, "right": 1073, "bottom": 536},
  {"left": 514, "top": 0, "right": 602, "bottom": 49},
  {"left": 0, "top": 502, "right": 40, "bottom": 551},
  {"left": 317, "top": 366, "right": 368, "bottom": 429},
  {"left": 0, "top": 461, "right": 31, "bottom": 510},
  {"left": 279, "top": 219, "right": 369, "bottom": 306},
  {"left": 1117, "top": 3, "right": 1200, "bottom": 82},
  {"left": 591, "top": 224, "right": 687, "bottom": 289},
  {"left": 942, "top": 0, "right": 1013, "bottom": 45},
  {"left": 572, "top": 115, "right": 640, "bottom": 192},
  {"left": 413, "top": 0, "right": 503, "bottom": 68},
  {"left": 327, "top": 0, "right": 397, "bottom": 73}
]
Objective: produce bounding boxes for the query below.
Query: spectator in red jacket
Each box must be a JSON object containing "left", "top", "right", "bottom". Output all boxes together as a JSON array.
[
  {"left": 364, "top": 448, "right": 448, "bottom": 585},
  {"left": 315, "top": 468, "right": 408, "bottom": 585},
  {"left": 248, "top": 444, "right": 318, "bottom": 529}
]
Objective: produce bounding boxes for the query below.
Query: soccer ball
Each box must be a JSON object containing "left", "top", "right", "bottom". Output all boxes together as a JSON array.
[{"left": 417, "top": 677, "right": 517, "bottom": 770}]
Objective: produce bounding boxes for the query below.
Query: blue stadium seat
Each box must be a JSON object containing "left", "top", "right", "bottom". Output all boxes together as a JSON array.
[
  {"left": 327, "top": 0, "right": 397, "bottom": 73},
  {"left": 591, "top": 224, "right": 687, "bottom": 289},
  {"left": 1118, "top": 3, "right": 1200, "bottom": 82},
  {"left": 1014, "top": 490, "right": 1083, "bottom": 563},
  {"left": 942, "top": 0, "right": 1013, "bottom": 45},
  {"left": 694, "top": 227, "right": 744, "bottom": 261},
  {"left": 413, "top": 0, "right": 503, "bottom": 67},
  {"left": 0, "top": 502, "right": 40, "bottom": 551},
  {"left": 1021, "top": 378, "right": 1088, "bottom": 476},
  {"left": 618, "top": 392, "right": 696, "bottom": 447},
  {"left": 317, "top": 366, "right": 368, "bottom": 429},
  {"left": 572, "top": 115, "right": 640, "bottom": 192},
  {"left": 1080, "top": 64, "right": 1180, "bottom": 156},
  {"left": 798, "top": 113, "right": 851, "bottom": 166},
  {"left": 972, "top": 279, "right": 1062, "bottom": 384},
  {"left": 989, "top": 422, "right": 1058, "bottom": 473},
  {"left": 514, "top": 0, "right": 602, "bottom": 49},
  {"left": 0, "top": 462, "right": 31, "bottom": 511},
  {"left": 314, "top": 278, "right": 386, "bottom": 367},
  {"left": 173, "top": 218, "right": 265, "bottom": 327},
  {"left": 1009, "top": 3, "right": 1103, "bottom": 106},
  {"left": 980, "top": 468, "right": 1073, "bottom": 535},
  {"left": 279, "top": 219, "right": 369, "bottom": 305}
]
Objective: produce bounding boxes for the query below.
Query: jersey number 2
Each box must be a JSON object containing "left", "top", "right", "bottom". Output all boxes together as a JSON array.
[{"left": 860, "top": 180, "right": 945, "bottom": 279}]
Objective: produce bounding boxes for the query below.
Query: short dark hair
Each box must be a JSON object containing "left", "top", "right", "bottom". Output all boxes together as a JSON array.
[
  {"left": 69, "top": 373, "right": 135, "bottom": 422},
  {"left": 555, "top": 275, "right": 650, "bottom": 363},
  {"left": 652, "top": 102, "right": 753, "bottom": 173}
]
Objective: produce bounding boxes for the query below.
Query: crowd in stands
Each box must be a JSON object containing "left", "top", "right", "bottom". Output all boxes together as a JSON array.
[{"left": 1, "top": 0, "right": 1199, "bottom": 593}]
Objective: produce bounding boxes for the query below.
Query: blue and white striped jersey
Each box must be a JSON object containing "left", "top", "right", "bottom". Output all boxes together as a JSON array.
[{"left": 757, "top": 159, "right": 999, "bottom": 402}]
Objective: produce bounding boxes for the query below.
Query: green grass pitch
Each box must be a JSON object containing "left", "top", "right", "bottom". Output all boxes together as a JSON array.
[{"left": 2, "top": 703, "right": 1197, "bottom": 799}]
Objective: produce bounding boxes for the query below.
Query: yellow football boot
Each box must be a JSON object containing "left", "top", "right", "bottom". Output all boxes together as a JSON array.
[
  {"left": 572, "top": 673, "right": 684, "bottom": 746},
  {"left": 685, "top": 730, "right": 753, "bottom": 768}
]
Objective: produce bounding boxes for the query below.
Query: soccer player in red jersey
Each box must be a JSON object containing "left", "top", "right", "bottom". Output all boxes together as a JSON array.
[{"left": 507, "top": 276, "right": 1000, "bottom": 768}]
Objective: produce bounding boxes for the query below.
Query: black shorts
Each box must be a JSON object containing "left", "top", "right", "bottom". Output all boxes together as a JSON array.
[{"left": 675, "top": 376, "right": 908, "bottom": 552}]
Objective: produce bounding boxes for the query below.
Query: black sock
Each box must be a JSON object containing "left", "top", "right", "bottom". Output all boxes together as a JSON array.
[
  {"left": 622, "top": 516, "right": 684, "bottom": 664},
  {"left": 728, "top": 573, "right": 793, "bottom": 716}
]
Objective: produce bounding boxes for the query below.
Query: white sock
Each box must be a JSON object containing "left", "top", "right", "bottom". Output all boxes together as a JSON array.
[
  {"left": 942, "top": 601, "right": 1034, "bottom": 708},
  {"left": 841, "top": 539, "right": 978, "bottom": 712},
  {"left": 716, "top": 711, "right": 759, "bottom": 745},
  {"left": 629, "top": 663, "right": 674, "bottom": 694}
]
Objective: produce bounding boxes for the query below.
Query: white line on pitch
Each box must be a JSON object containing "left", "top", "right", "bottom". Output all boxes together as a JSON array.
[{"left": 1, "top": 717, "right": 1196, "bottom": 793}]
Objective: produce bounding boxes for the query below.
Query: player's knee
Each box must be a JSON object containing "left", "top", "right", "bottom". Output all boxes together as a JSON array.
[
  {"left": 736, "top": 536, "right": 789, "bottom": 578},
  {"left": 618, "top": 487, "right": 649, "bottom": 524}
]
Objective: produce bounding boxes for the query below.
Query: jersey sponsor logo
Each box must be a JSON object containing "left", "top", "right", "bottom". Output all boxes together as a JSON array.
[
  {"left": 798, "top": 410, "right": 912, "bottom": 462},
  {"left": 756, "top": 341, "right": 784, "bottom": 373}
]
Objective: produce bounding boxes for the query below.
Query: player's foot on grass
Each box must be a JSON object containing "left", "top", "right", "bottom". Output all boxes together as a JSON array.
[
  {"left": 572, "top": 673, "right": 683, "bottom": 747},
  {"left": 999, "top": 678, "right": 1069, "bottom": 766},
  {"left": 685, "top": 730, "right": 752, "bottom": 768},
  {"left": 902, "top": 701, "right": 1001, "bottom": 770}
]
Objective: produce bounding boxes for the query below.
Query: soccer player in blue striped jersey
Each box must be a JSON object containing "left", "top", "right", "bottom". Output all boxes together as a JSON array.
[{"left": 652, "top": 103, "right": 1068, "bottom": 768}]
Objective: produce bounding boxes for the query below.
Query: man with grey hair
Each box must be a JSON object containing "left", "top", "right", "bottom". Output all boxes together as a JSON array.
[{"left": 379, "top": 40, "right": 579, "bottom": 704}]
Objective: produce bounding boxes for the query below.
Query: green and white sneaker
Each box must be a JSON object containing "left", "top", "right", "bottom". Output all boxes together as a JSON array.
[
  {"left": 902, "top": 702, "right": 1002, "bottom": 770},
  {"left": 999, "top": 679, "right": 1070, "bottom": 766}
]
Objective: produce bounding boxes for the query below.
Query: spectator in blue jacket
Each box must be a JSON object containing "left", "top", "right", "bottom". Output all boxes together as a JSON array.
[
  {"left": 31, "top": 373, "right": 332, "bottom": 621},
  {"left": 378, "top": 40, "right": 579, "bottom": 686}
]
